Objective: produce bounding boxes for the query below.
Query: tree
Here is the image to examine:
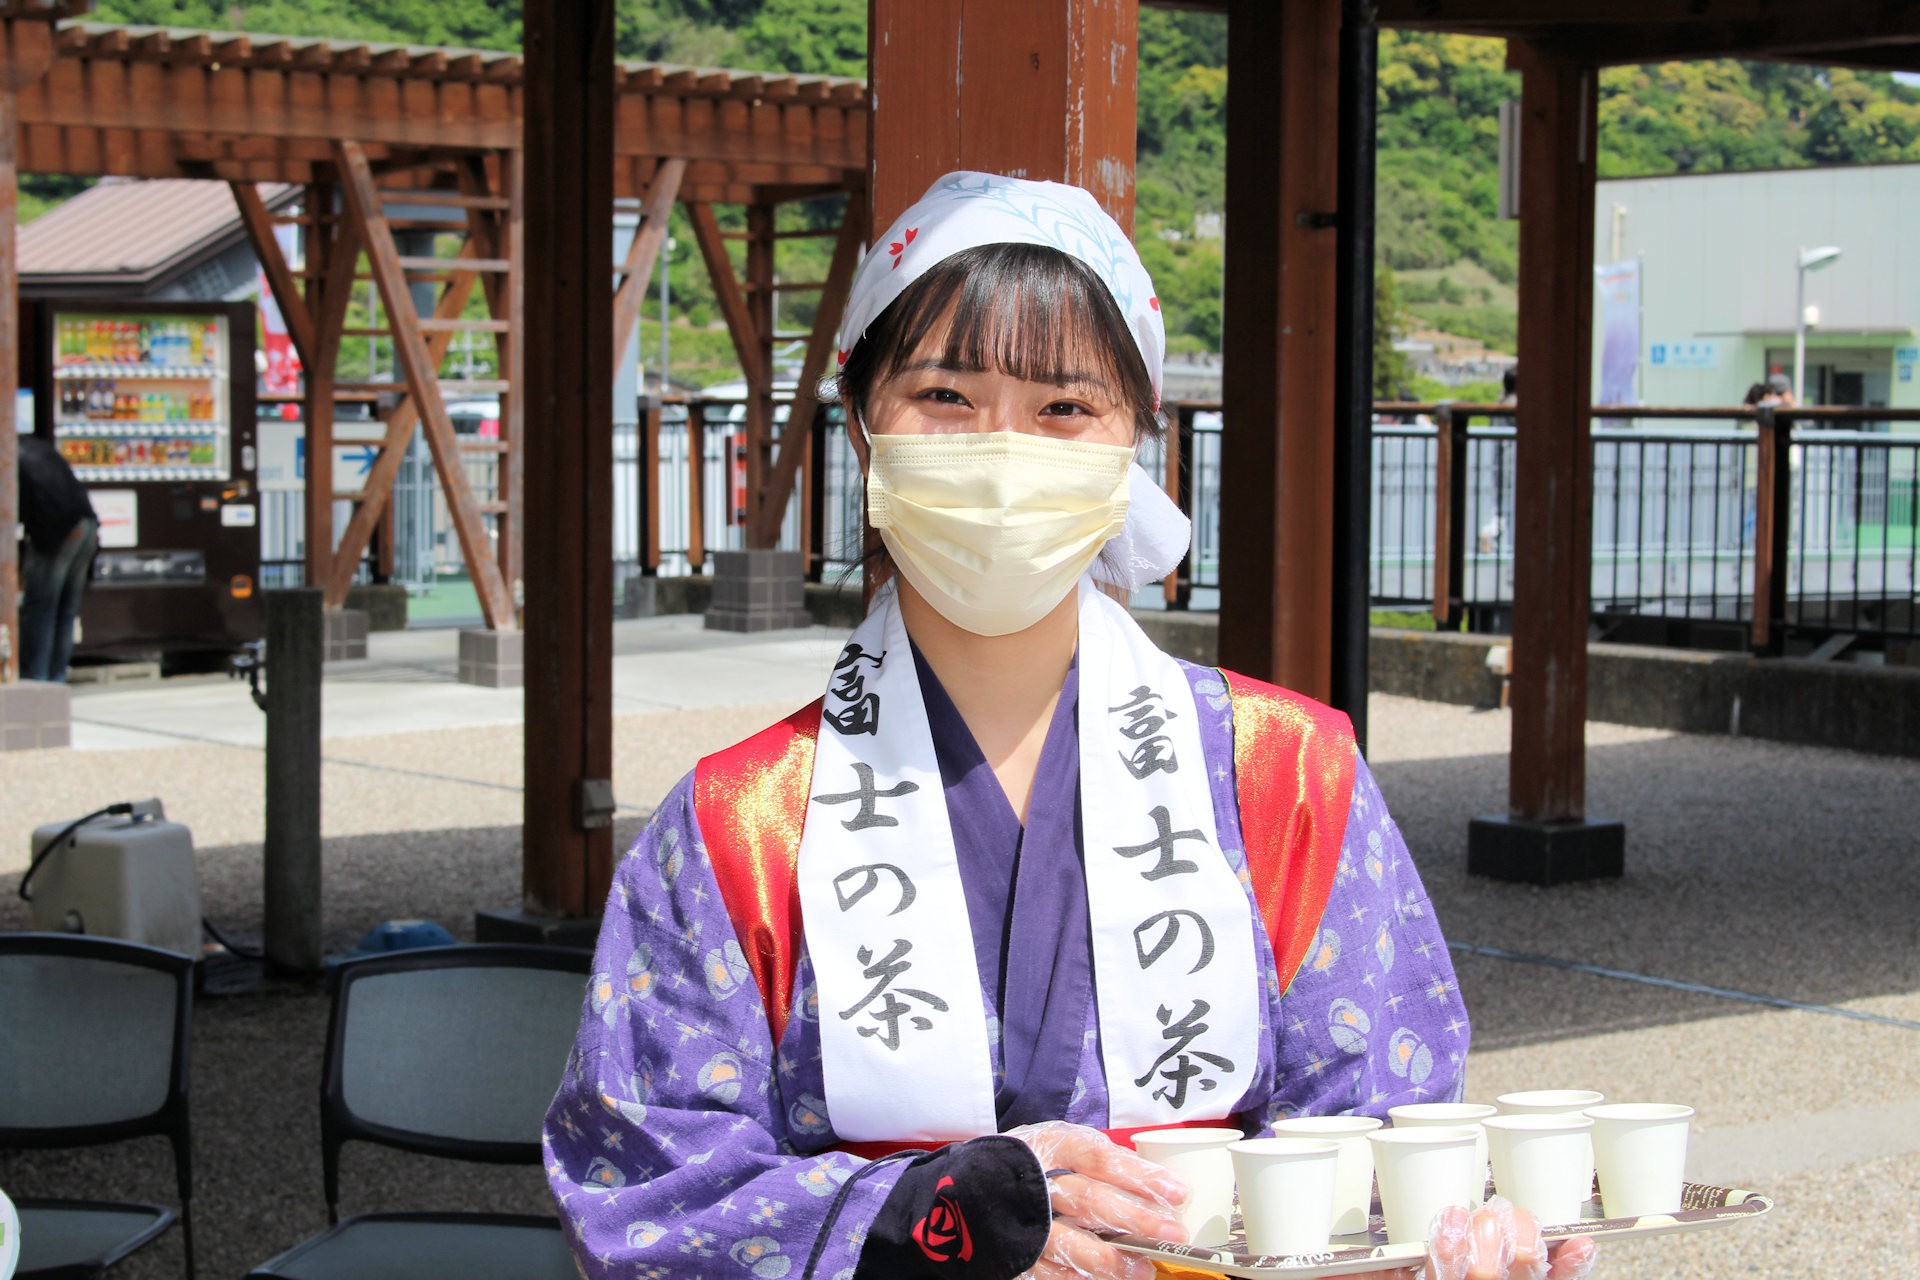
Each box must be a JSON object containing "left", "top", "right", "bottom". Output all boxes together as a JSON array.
[
  {"left": 738, "top": 0, "right": 864, "bottom": 78},
  {"left": 1373, "top": 267, "right": 1416, "bottom": 400}
]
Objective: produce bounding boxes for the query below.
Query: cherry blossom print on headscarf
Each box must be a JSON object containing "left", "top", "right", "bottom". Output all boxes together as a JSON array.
[{"left": 834, "top": 170, "right": 1167, "bottom": 400}]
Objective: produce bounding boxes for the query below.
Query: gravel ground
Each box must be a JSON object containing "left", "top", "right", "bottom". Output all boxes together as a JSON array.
[{"left": 3, "top": 692, "right": 1917, "bottom": 1278}]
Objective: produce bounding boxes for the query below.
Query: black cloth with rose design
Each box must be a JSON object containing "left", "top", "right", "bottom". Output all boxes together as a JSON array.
[{"left": 852, "top": 1136, "right": 1051, "bottom": 1279}]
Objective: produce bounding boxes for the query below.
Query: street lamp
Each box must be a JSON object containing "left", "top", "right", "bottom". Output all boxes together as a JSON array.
[{"left": 1794, "top": 245, "right": 1841, "bottom": 404}]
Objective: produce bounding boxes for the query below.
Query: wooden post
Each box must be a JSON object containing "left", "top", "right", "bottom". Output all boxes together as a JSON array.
[
  {"left": 868, "top": 0, "right": 1138, "bottom": 232},
  {"left": 1466, "top": 43, "right": 1623, "bottom": 885},
  {"left": 0, "top": 19, "right": 55, "bottom": 686},
  {"left": 744, "top": 201, "right": 775, "bottom": 536},
  {"left": 304, "top": 188, "right": 356, "bottom": 593},
  {"left": 515, "top": 0, "right": 617, "bottom": 921},
  {"left": 1218, "top": 0, "right": 1342, "bottom": 702},
  {"left": 1750, "top": 404, "right": 1792, "bottom": 654},
  {"left": 263, "top": 588, "right": 324, "bottom": 974},
  {"left": 0, "top": 80, "right": 18, "bottom": 684},
  {"left": 1329, "top": 0, "right": 1379, "bottom": 746}
]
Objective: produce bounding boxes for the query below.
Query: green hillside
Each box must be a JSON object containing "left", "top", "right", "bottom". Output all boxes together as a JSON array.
[{"left": 62, "top": 0, "right": 1920, "bottom": 388}]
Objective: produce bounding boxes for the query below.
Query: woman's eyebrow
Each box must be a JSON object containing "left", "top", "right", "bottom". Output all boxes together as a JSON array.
[{"left": 894, "top": 359, "right": 1111, "bottom": 391}]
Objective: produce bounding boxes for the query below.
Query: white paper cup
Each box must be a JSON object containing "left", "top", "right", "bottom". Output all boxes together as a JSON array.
[
  {"left": 1388, "top": 1103, "right": 1496, "bottom": 1203},
  {"left": 1497, "top": 1090, "right": 1605, "bottom": 1199},
  {"left": 1485, "top": 1114, "right": 1595, "bottom": 1225},
  {"left": 1272, "top": 1115, "right": 1383, "bottom": 1234},
  {"left": 1367, "top": 1126, "right": 1481, "bottom": 1244},
  {"left": 1132, "top": 1127, "right": 1245, "bottom": 1247},
  {"left": 1583, "top": 1103, "right": 1694, "bottom": 1219},
  {"left": 1230, "top": 1138, "right": 1341, "bottom": 1256}
]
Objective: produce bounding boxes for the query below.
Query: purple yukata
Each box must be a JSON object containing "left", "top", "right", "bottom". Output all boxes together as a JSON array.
[{"left": 545, "top": 658, "right": 1467, "bottom": 1280}]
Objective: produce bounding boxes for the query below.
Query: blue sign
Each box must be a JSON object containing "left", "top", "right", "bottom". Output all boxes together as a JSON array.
[{"left": 1649, "top": 340, "right": 1718, "bottom": 369}]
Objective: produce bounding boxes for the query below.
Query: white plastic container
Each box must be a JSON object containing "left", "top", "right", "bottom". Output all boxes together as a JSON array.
[{"left": 27, "top": 809, "right": 202, "bottom": 957}]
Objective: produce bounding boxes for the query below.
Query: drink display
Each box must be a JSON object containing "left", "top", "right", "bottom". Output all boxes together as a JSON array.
[{"left": 51, "top": 311, "right": 230, "bottom": 480}]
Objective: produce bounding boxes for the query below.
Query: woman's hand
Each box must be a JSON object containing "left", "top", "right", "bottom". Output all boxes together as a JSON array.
[
  {"left": 1007, "top": 1122, "right": 1189, "bottom": 1280},
  {"left": 1371, "top": 1199, "right": 1597, "bottom": 1280}
]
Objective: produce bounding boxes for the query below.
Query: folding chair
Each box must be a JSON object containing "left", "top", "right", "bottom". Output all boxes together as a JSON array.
[
  {"left": 247, "top": 943, "right": 590, "bottom": 1280},
  {"left": 0, "top": 933, "right": 196, "bottom": 1279}
]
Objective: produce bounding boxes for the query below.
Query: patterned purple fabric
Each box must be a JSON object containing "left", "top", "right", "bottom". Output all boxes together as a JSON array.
[{"left": 544, "top": 662, "right": 1467, "bottom": 1278}]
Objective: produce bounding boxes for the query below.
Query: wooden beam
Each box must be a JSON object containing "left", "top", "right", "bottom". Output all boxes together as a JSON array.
[
  {"left": 19, "top": 59, "right": 520, "bottom": 152},
  {"left": 611, "top": 154, "right": 685, "bottom": 372},
  {"left": 1507, "top": 41, "right": 1599, "bottom": 824},
  {"left": 497, "top": 148, "right": 525, "bottom": 601},
  {"left": 323, "top": 242, "right": 485, "bottom": 608},
  {"left": 230, "top": 179, "right": 315, "bottom": 364},
  {"left": 743, "top": 201, "right": 775, "bottom": 539},
  {"left": 335, "top": 138, "right": 514, "bottom": 628},
  {"left": 869, "top": 0, "right": 1138, "bottom": 231},
  {"left": 1544, "top": 11, "right": 1920, "bottom": 65},
  {"left": 1374, "top": 0, "right": 1811, "bottom": 26},
  {"left": 305, "top": 193, "right": 360, "bottom": 593},
  {"left": 751, "top": 196, "right": 864, "bottom": 546},
  {"left": 687, "top": 200, "right": 762, "bottom": 387},
  {"left": 522, "top": 0, "right": 616, "bottom": 918},
  {"left": 1216, "top": 0, "right": 1342, "bottom": 702}
]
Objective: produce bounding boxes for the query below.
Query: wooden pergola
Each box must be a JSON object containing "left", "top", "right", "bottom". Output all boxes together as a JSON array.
[
  {"left": 7, "top": 0, "right": 1919, "bottom": 922},
  {"left": 0, "top": 2, "right": 867, "bottom": 920}
]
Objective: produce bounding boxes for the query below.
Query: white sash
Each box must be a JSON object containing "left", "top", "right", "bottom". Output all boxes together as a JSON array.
[{"left": 797, "top": 579, "right": 1258, "bottom": 1140}]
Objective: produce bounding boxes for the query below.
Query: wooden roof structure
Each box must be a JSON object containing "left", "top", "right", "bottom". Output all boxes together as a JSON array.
[
  {"left": 17, "top": 21, "right": 866, "bottom": 199},
  {"left": 10, "top": 0, "right": 1920, "bottom": 927}
]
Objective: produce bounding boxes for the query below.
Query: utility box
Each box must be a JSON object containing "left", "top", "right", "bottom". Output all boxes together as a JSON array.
[{"left": 27, "top": 810, "right": 203, "bottom": 957}]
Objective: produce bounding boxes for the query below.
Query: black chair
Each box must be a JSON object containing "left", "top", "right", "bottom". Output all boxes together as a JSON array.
[
  {"left": 0, "top": 933, "right": 196, "bottom": 1279},
  {"left": 246, "top": 943, "right": 590, "bottom": 1280}
]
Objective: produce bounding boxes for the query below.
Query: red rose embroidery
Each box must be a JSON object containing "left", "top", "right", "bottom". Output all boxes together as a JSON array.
[
  {"left": 889, "top": 226, "right": 918, "bottom": 270},
  {"left": 910, "top": 1175, "right": 973, "bottom": 1264}
]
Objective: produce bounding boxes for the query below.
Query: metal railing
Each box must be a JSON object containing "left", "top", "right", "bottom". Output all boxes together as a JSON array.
[
  {"left": 1150, "top": 400, "right": 1916, "bottom": 650},
  {"left": 259, "top": 394, "right": 1918, "bottom": 653}
]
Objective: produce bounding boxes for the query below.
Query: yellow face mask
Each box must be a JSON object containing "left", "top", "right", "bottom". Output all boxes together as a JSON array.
[{"left": 866, "top": 430, "right": 1134, "bottom": 636}]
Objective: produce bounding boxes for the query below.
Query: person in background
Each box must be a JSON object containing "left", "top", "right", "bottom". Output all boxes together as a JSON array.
[
  {"left": 1499, "top": 367, "right": 1517, "bottom": 404},
  {"left": 16, "top": 433, "right": 98, "bottom": 681},
  {"left": 1763, "top": 372, "right": 1797, "bottom": 408}
]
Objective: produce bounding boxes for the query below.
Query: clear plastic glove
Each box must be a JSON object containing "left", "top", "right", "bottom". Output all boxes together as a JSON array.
[
  {"left": 1007, "top": 1121, "right": 1189, "bottom": 1280},
  {"left": 1374, "top": 1197, "right": 1597, "bottom": 1280}
]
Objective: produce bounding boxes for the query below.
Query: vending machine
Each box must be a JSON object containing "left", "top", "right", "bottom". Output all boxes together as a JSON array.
[{"left": 26, "top": 299, "right": 261, "bottom": 664}]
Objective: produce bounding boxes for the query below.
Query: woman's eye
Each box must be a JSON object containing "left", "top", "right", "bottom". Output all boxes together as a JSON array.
[
  {"left": 915, "top": 387, "right": 970, "bottom": 406},
  {"left": 1042, "top": 401, "right": 1091, "bottom": 416}
]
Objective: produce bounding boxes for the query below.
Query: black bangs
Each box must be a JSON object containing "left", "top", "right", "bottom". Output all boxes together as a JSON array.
[{"left": 839, "top": 242, "right": 1161, "bottom": 440}]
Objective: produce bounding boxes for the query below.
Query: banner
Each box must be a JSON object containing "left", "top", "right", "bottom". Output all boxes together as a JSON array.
[
  {"left": 258, "top": 221, "right": 303, "bottom": 401},
  {"left": 1594, "top": 259, "right": 1641, "bottom": 407}
]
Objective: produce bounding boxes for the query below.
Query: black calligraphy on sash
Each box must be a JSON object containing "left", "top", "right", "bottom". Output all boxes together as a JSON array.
[
  {"left": 1134, "top": 999, "right": 1235, "bottom": 1110},
  {"left": 823, "top": 643, "right": 884, "bottom": 736},
  {"left": 815, "top": 755, "right": 945, "bottom": 1052},
  {"left": 836, "top": 938, "right": 950, "bottom": 1051},
  {"left": 1107, "top": 689, "right": 1237, "bottom": 1111},
  {"left": 1109, "top": 684, "right": 1181, "bottom": 779}
]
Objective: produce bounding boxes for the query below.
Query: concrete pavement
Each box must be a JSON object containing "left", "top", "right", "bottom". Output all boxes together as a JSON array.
[{"left": 1, "top": 617, "right": 1917, "bottom": 1277}]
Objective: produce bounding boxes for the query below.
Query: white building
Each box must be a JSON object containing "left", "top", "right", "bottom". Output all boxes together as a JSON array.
[{"left": 1594, "top": 162, "right": 1920, "bottom": 423}]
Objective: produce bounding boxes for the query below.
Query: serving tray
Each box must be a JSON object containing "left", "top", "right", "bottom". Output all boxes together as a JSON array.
[{"left": 1107, "top": 1182, "right": 1773, "bottom": 1278}]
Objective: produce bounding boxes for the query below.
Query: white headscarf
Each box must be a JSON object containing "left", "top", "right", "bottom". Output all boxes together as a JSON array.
[{"left": 837, "top": 171, "right": 1189, "bottom": 589}]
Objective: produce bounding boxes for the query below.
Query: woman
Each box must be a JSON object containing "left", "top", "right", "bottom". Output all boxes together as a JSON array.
[{"left": 546, "top": 173, "right": 1594, "bottom": 1280}]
